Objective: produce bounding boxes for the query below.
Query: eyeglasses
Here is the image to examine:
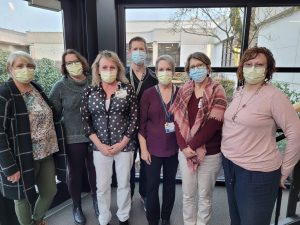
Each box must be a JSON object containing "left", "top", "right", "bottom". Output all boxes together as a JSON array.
[
  {"left": 190, "top": 65, "right": 206, "bottom": 70},
  {"left": 243, "top": 63, "right": 266, "bottom": 69},
  {"left": 65, "top": 61, "right": 80, "bottom": 66}
]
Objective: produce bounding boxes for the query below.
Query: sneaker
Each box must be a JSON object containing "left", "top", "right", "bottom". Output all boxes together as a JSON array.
[{"left": 119, "top": 219, "right": 129, "bottom": 225}]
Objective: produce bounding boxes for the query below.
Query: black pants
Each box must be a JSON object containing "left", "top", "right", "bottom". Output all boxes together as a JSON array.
[
  {"left": 0, "top": 194, "right": 20, "bottom": 225},
  {"left": 145, "top": 154, "right": 178, "bottom": 224},
  {"left": 130, "top": 141, "right": 147, "bottom": 198},
  {"left": 67, "top": 143, "right": 97, "bottom": 205}
]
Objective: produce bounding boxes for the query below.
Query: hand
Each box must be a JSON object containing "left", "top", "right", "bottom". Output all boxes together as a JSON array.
[
  {"left": 97, "top": 143, "right": 113, "bottom": 156},
  {"left": 110, "top": 142, "right": 125, "bottom": 155},
  {"left": 141, "top": 149, "right": 151, "bottom": 165},
  {"left": 279, "top": 175, "right": 289, "bottom": 189},
  {"left": 182, "top": 146, "right": 197, "bottom": 159},
  {"left": 7, "top": 171, "right": 20, "bottom": 183}
]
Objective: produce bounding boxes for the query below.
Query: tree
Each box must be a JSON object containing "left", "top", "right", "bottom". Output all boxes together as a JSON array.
[
  {"left": 169, "top": 7, "right": 298, "bottom": 61},
  {"left": 0, "top": 50, "right": 10, "bottom": 84},
  {"left": 34, "top": 58, "right": 61, "bottom": 95}
]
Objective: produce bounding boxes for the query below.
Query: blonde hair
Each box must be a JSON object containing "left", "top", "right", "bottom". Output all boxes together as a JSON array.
[
  {"left": 91, "top": 50, "right": 128, "bottom": 86},
  {"left": 155, "top": 55, "right": 175, "bottom": 74},
  {"left": 6, "top": 51, "right": 36, "bottom": 76}
]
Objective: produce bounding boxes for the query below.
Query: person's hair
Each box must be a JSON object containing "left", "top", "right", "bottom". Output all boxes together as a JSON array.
[
  {"left": 184, "top": 52, "right": 212, "bottom": 74},
  {"left": 155, "top": 55, "right": 176, "bottom": 74},
  {"left": 6, "top": 51, "right": 36, "bottom": 75},
  {"left": 237, "top": 47, "right": 276, "bottom": 83},
  {"left": 91, "top": 50, "right": 128, "bottom": 86},
  {"left": 128, "top": 36, "right": 147, "bottom": 51},
  {"left": 61, "top": 49, "right": 89, "bottom": 76}
]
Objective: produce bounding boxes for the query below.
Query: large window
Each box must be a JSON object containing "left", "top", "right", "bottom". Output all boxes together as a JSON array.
[
  {"left": 0, "top": 0, "right": 64, "bottom": 94},
  {"left": 125, "top": 8, "right": 244, "bottom": 68}
]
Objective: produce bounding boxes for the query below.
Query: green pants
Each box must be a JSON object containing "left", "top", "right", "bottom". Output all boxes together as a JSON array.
[{"left": 14, "top": 156, "right": 57, "bottom": 225}]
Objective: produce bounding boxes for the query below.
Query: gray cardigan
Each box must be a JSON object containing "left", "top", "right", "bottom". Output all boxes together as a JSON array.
[{"left": 49, "top": 75, "right": 91, "bottom": 144}]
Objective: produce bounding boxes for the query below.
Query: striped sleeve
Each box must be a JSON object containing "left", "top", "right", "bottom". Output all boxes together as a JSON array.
[{"left": 0, "top": 95, "right": 19, "bottom": 176}]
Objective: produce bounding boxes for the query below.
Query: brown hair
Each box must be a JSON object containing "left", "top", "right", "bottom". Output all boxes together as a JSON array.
[
  {"left": 128, "top": 36, "right": 147, "bottom": 51},
  {"left": 61, "top": 49, "right": 89, "bottom": 76},
  {"left": 237, "top": 47, "right": 276, "bottom": 83},
  {"left": 184, "top": 52, "right": 212, "bottom": 74},
  {"left": 91, "top": 50, "right": 128, "bottom": 86}
]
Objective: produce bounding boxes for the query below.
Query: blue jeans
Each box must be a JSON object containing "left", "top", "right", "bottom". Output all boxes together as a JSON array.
[{"left": 222, "top": 155, "right": 281, "bottom": 225}]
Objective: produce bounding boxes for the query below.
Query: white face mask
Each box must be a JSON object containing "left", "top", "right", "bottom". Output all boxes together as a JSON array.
[
  {"left": 100, "top": 70, "right": 117, "bottom": 84},
  {"left": 14, "top": 68, "right": 35, "bottom": 84},
  {"left": 66, "top": 62, "right": 83, "bottom": 76},
  {"left": 157, "top": 71, "right": 172, "bottom": 85},
  {"left": 243, "top": 67, "right": 266, "bottom": 84}
]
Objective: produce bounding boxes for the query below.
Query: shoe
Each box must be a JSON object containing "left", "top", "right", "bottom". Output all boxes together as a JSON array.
[
  {"left": 119, "top": 219, "right": 129, "bottom": 225},
  {"left": 161, "top": 219, "right": 170, "bottom": 225},
  {"left": 73, "top": 206, "right": 86, "bottom": 225},
  {"left": 35, "top": 220, "right": 48, "bottom": 225},
  {"left": 92, "top": 194, "right": 100, "bottom": 217}
]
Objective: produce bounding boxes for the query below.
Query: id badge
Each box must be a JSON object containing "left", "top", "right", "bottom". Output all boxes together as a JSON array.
[{"left": 165, "top": 122, "right": 175, "bottom": 133}]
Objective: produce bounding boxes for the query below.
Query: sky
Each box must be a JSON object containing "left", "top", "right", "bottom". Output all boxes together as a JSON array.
[
  {"left": 0, "top": 0, "right": 63, "bottom": 32},
  {"left": 0, "top": 1, "right": 178, "bottom": 33}
]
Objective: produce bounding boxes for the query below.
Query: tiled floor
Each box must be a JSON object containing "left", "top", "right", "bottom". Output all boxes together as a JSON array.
[{"left": 45, "top": 184, "right": 297, "bottom": 225}]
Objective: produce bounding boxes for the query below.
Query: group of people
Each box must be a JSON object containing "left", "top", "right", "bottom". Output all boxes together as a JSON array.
[{"left": 0, "top": 35, "right": 299, "bottom": 225}]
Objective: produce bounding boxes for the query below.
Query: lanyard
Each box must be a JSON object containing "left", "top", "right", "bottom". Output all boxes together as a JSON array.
[
  {"left": 130, "top": 67, "right": 146, "bottom": 96},
  {"left": 155, "top": 85, "right": 174, "bottom": 122}
]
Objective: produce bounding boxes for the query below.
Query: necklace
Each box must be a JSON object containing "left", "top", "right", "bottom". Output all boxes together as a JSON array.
[{"left": 232, "top": 85, "right": 263, "bottom": 123}]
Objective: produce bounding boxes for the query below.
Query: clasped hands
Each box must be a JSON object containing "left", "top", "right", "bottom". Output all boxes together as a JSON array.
[{"left": 97, "top": 142, "right": 125, "bottom": 156}]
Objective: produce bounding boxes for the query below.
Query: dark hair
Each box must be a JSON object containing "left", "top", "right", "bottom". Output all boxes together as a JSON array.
[
  {"left": 61, "top": 49, "right": 89, "bottom": 76},
  {"left": 128, "top": 36, "right": 147, "bottom": 51},
  {"left": 184, "top": 52, "right": 212, "bottom": 74},
  {"left": 237, "top": 47, "right": 276, "bottom": 83}
]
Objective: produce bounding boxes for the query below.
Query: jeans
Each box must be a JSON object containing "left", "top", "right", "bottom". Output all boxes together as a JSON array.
[
  {"left": 222, "top": 155, "right": 281, "bottom": 225},
  {"left": 14, "top": 156, "right": 57, "bottom": 225}
]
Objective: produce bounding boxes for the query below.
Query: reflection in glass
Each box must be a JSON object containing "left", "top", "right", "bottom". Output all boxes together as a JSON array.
[{"left": 126, "top": 8, "right": 244, "bottom": 67}]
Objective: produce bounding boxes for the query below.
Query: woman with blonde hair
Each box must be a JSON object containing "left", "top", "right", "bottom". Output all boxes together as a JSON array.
[
  {"left": 81, "top": 50, "right": 138, "bottom": 225},
  {"left": 0, "top": 51, "right": 67, "bottom": 225}
]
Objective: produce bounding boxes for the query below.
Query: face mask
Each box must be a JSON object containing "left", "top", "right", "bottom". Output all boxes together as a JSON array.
[
  {"left": 66, "top": 62, "right": 83, "bottom": 76},
  {"left": 243, "top": 67, "right": 266, "bottom": 84},
  {"left": 157, "top": 71, "right": 172, "bottom": 85},
  {"left": 14, "top": 68, "right": 34, "bottom": 84},
  {"left": 189, "top": 67, "right": 208, "bottom": 83},
  {"left": 131, "top": 50, "right": 147, "bottom": 65},
  {"left": 100, "top": 70, "right": 117, "bottom": 84}
]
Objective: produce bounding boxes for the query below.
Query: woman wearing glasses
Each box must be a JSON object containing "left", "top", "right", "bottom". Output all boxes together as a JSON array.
[
  {"left": 221, "top": 47, "right": 300, "bottom": 225},
  {"left": 81, "top": 50, "right": 138, "bottom": 225},
  {"left": 0, "top": 51, "right": 67, "bottom": 225},
  {"left": 170, "top": 52, "right": 227, "bottom": 225},
  {"left": 49, "top": 49, "right": 98, "bottom": 225}
]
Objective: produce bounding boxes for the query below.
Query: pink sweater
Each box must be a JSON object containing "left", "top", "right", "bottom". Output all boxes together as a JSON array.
[{"left": 221, "top": 84, "right": 300, "bottom": 177}]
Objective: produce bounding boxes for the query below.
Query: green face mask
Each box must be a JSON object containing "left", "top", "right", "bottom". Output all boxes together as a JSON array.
[
  {"left": 66, "top": 62, "right": 83, "bottom": 76},
  {"left": 100, "top": 70, "right": 117, "bottom": 84},
  {"left": 157, "top": 71, "right": 172, "bottom": 85},
  {"left": 243, "top": 67, "right": 266, "bottom": 84},
  {"left": 14, "top": 68, "right": 35, "bottom": 84}
]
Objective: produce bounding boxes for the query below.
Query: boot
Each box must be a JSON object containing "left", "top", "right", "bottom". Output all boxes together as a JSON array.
[
  {"left": 92, "top": 194, "right": 100, "bottom": 217},
  {"left": 73, "top": 205, "right": 86, "bottom": 225}
]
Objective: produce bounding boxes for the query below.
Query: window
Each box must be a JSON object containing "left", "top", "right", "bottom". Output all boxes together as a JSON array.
[
  {"left": 221, "top": 37, "right": 234, "bottom": 67},
  {"left": 158, "top": 43, "right": 180, "bottom": 66}
]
